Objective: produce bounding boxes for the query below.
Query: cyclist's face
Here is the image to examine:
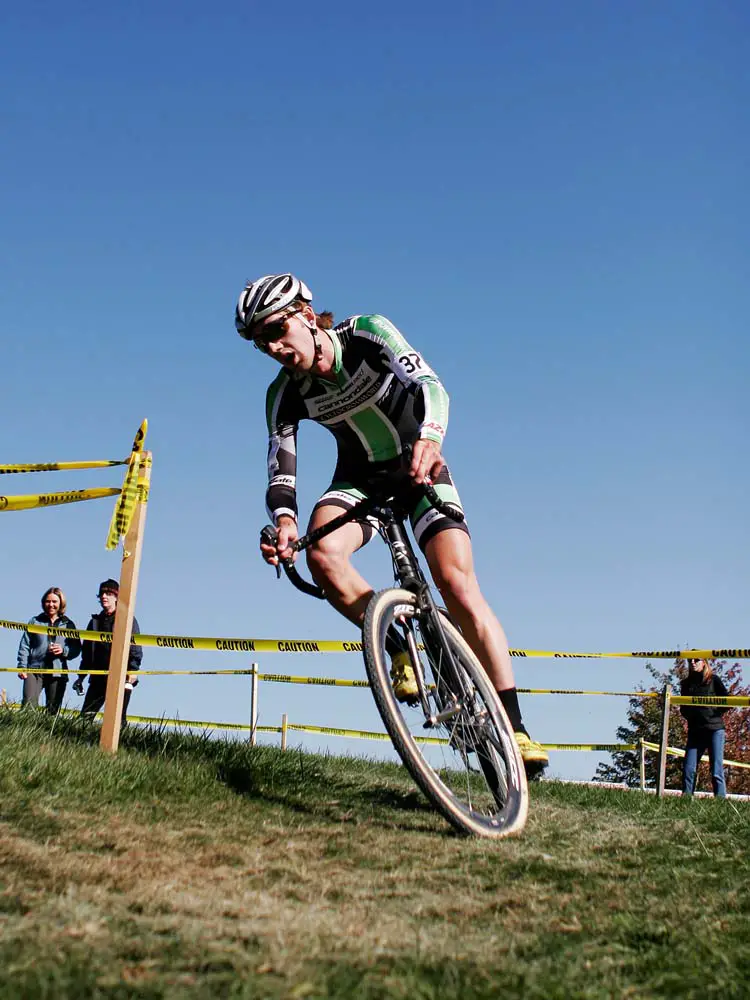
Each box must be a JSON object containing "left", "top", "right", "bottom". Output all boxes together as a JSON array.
[{"left": 253, "top": 309, "right": 314, "bottom": 369}]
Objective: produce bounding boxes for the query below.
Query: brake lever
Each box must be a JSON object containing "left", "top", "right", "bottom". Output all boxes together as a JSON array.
[{"left": 259, "top": 524, "right": 283, "bottom": 579}]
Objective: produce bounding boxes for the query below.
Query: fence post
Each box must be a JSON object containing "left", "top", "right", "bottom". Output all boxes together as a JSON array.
[
  {"left": 100, "top": 453, "right": 151, "bottom": 754},
  {"left": 249, "top": 662, "right": 258, "bottom": 746},
  {"left": 281, "top": 713, "right": 288, "bottom": 750},
  {"left": 655, "top": 684, "right": 671, "bottom": 798},
  {"left": 639, "top": 738, "right": 646, "bottom": 790},
  {"left": 0, "top": 688, "right": 6, "bottom": 706}
]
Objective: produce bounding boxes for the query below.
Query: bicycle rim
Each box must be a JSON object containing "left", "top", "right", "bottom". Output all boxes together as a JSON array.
[{"left": 363, "top": 588, "right": 528, "bottom": 838}]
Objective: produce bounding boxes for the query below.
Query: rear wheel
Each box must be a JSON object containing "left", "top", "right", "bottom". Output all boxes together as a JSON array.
[{"left": 363, "top": 588, "right": 528, "bottom": 838}]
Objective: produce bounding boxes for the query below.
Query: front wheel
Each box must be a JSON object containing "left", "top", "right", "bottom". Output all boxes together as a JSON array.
[{"left": 363, "top": 588, "right": 528, "bottom": 838}]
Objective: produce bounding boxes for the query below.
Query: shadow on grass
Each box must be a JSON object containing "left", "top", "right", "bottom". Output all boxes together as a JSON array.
[
  {"left": 215, "top": 752, "right": 445, "bottom": 835},
  {"left": 0, "top": 709, "right": 447, "bottom": 835}
]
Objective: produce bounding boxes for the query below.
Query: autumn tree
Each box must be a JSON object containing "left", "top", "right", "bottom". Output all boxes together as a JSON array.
[
  {"left": 594, "top": 658, "right": 750, "bottom": 793},
  {"left": 718, "top": 660, "right": 750, "bottom": 794}
]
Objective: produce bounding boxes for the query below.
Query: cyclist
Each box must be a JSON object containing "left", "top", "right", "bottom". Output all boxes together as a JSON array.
[{"left": 237, "top": 273, "right": 548, "bottom": 777}]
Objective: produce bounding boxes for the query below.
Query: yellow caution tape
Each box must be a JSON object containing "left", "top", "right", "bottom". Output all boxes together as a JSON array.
[
  {"left": 286, "top": 722, "right": 448, "bottom": 745},
  {"left": 671, "top": 695, "right": 750, "bottom": 707},
  {"left": 106, "top": 454, "right": 140, "bottom": 549},
  {"left": 258, "top": 672, "right": 370, "bottom": 688},
  {"left": 0, "top": 487, "right": 121, "bottom": 512},
  {"left": 641, "top": 741, "right": 750, "bottom": 770},
  {"left": 130, "top": 419, "right": 148, "bottom": 455},
  {"left": 541, "top": 743, "right": 636, "bottom": 751},
  {"left": 0, "top": 619, "right": 747, "bottom": 661},
  {"left": 517, "top": 688, "right": 660, "bottom": 698},
  {"left": 0, "top": 620, "right": 366, "bottom": 651},
  {"left": 275, "top": 728, "right": 635, "bottom": 752},
  {"left": 1, "top": 666, "right": 363, "bottom": 680},
  {"left": 0, "top": 667, "right": 110, "bottom": 676},
  {"left": 642, "top": 741, "right": 678, "bottom": 754},
  {"left": 106, "top": 420, "right": 148, "bottom": 549},
  {"left": 0, "top": 666, "right": 672, "bottom": 701},
  {"left": 2, "top": 702, "right": 748, "bottom": 768},
  {"left": 0, "top": 460, "right": 127, "bottom": 475},
  {"left": 512, "top": 648, "right": 750, "bottom": 660},
  {"left": 287, "top": 722, "right": 393, "bottom": 741},
  {"left": 132, "top": 668, "right": 285, "bottom": 676}
]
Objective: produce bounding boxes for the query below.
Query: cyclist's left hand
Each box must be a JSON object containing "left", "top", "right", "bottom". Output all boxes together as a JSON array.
[
  {"left": 409, "top": 439, "right": 444, "bottom": 484},
  {"left": 261, "top": 516, "right": 299, "bottom": 566}
]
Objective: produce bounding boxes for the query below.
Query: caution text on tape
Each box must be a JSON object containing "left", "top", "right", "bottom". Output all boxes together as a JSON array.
[
  {"left": 0, "top": 618, "right": 747, "bottom": 661},
  {"left": 541, "top": 743, "right": 636, "bottom": 751},
  {"left": 671, "top": 695, "right": 750, "bottom": 707},
  {"left": 259, "top": 673, "right": 370, "bottom": 688},
  {"left": 0, "top": 666, "right": 674, "bottom": 700},
  {"left": 0, "top": 487, "right": 120, "bottom": 513},
  {"left": 0, "top": 460, "right": 127, "bottom": 475},
  {"left": 106, "top": 420, "right": 148, "bottom": 549},
  {"left": 517, "top": 688, "right": 660, "bottom": 698}
]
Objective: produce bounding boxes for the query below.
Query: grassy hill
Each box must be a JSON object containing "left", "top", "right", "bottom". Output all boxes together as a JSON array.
[{"left": 1, "top": 709, "right": 748, "bottom": 999}]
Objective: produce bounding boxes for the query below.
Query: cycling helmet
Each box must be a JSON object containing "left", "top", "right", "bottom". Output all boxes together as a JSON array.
[{"left": 235, "top": 274, "right": 313, "bottom": 339}]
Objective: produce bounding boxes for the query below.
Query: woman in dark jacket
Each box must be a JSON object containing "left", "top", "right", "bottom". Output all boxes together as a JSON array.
[
  {"left": 17, "top": 587, "right": 81, "bottom": 714},
  {"left": 680, "top": 658, "right": 729, "bottom": 798}
]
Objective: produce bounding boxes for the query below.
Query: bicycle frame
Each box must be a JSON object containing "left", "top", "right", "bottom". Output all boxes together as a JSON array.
[
  {"left": 262, "top": 482, "right": 471, "bottom": 730},
  {"left": 261, "top": 481, "right": 529, "bottom": 837}
]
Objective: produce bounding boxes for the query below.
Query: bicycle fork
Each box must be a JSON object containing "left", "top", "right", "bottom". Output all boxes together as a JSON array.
[{"left": 381, "top": 514, "right": 471, "bottom": 731}]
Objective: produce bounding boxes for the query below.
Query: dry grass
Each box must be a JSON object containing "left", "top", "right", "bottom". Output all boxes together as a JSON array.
[{"left": 1, "top": 710, "right": 749, "bottom": 998}]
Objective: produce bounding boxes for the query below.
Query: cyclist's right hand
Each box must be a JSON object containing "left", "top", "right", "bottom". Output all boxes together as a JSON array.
[{"left": 260, "top": 516, "right": 299, "bottom": 566}]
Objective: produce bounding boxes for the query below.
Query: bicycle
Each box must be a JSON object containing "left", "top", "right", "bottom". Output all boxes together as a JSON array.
[{"left": 260, "top": 467, "right": 528, "bottom": 838}]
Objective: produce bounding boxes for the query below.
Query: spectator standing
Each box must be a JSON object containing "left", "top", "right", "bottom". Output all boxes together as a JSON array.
[
  {"left": 680, "top": 658, "right": 729, "bottom": 798},
  {"left": 73, "top": 579, "right": 142, "bottom": 726},
  {"left": 17, "top": 587, "right": 81, "bottom": 714}
]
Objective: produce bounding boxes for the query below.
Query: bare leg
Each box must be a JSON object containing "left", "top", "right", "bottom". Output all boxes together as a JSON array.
[
  {"left": 306, "top": 505, "right": 373, "bottom": 626},
  {"left": 424, "top": 529, "right": 514, "bottom": 691}
]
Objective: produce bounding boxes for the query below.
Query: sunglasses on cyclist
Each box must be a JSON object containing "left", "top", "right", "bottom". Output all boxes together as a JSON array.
[{"left": 252, "top": 312, "right": 297, "bottom": 353}]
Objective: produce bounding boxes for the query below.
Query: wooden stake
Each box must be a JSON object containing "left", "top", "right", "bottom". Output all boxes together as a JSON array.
[
  {"left": 100, "top": 453, "right": 152, "bottom": 753},
  {"left": 281, "top": 712, "right": 288, "bottom": 751},
  {"left": 250, "top": 662, "right": 258, "bottom": 746},
  {"left": 639, "top": 738, "right": 646, "bottom": 790},
  {"left": 655, "top": 684, "right": 671, "bottom": 797}
]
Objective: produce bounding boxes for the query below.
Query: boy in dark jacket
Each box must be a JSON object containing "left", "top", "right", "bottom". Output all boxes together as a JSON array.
[
  {"left": 680, "top": 658, "right": 729, "bottom": 798},
  {"left": 73, "top": 579, "right": 142, "bottom": 726}
]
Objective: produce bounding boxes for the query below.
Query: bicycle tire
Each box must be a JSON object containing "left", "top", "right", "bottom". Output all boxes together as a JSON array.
[{"left": 363, "top": 588, "right": 528, "bottom": 838}]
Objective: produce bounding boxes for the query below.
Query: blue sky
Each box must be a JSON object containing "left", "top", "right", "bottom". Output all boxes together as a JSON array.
[{"left": 2, "top": 1, "right": 747, "bottom": 780}]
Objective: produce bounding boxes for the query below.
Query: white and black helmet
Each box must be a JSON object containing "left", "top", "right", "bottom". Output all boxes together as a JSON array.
[{"left": 235, "top": 273, "right": 313, "bottom": 339}]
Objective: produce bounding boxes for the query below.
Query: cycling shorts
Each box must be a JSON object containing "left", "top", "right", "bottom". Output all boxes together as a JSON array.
[{"left": 311, "top": 462, "right": 469, "bottom": 553}]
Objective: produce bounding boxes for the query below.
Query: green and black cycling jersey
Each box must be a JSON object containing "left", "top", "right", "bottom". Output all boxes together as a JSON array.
[{"left": 265, "top": 314, "right": 450, "bottom": 524}]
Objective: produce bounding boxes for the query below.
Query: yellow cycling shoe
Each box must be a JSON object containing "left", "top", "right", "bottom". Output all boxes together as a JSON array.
[
  {"left": 390, "top": 651, "right": 419, "bottom": 704},
  {"left": 514, "top": 732, "right": 549, "bottom": 780}
]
